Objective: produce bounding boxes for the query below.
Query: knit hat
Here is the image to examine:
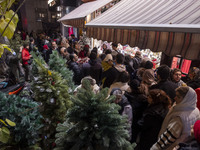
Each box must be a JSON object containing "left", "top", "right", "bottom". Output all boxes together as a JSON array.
[
  {"left": 193, "top": 120, "right": 200, "bottom": 143},
  {"left": 104, "top": 54, "right": 113, "bottom": 62}
]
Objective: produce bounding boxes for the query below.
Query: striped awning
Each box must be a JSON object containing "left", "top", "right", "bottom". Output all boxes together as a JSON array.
[
  {"left": 58, "top": 0, "right": 113, "bottom": 28},
  {"left": 86, "top": 0, "right": 200, "bottom": 60}
]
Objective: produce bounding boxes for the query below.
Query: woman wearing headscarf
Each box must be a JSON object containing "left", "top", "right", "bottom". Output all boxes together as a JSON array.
[
  {"left": 139, "top": 69, "right": 157, "bottom": 96},
  {"left": 151, "top": 86, "right": 200, "bottom": 150}
]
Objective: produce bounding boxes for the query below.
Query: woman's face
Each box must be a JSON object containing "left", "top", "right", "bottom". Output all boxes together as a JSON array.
[
  {"left": 173, "top": 71, "right": 182, "bottom": 82},
  {"left": 114, "top": 95, "right": 122, "bottom": 104},
  {"left": 174, "top": 91, "right": 183, "bottom": 104},
  {"left": 188, "top": 71, "right": 195, "bottom": 80},
  {"left": 103, "top": 44, "right": 107, "bottom": 49}
]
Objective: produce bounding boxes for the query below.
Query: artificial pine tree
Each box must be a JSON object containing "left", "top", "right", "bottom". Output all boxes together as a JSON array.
[
  {"left": 48, "top": 50, "right": 75, "bottom": 93},
  {"left": 9, "top": 33, "right": 30, "bottom": 55},
  {"left": 54, "top": 80, "right": 135, "bottom": 150},
  {"left": 0, "top": 92, "right": 42, "bottom": 149},
  {"left": 31, "top": 54, "right": 72, "bottom": 149}
]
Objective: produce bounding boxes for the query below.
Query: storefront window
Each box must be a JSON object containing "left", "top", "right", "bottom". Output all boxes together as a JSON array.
[{"left": 171, "top": 56, "right": 191, "bottom": 75}]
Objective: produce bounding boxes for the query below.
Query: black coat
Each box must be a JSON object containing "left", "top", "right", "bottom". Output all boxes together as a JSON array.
[
  {"left": 125, "top": 92, "right": 148, "bottom": 143},
  {"left": 102, "top": 67, "right": 120, "bottom": 88},
  {"left": 150, "top": 80, "right": 178, "bottom": 101},
  {"left": 82, "top": 60, "right": 102, "bottom": 85},
  {"left": 68, "top": 61, "right": 82, "bottom": 85},
  {"left": 187, "top": 79, "right": 200, "bottom": 90},
  {"left": 137, "top": 103, "right": 169, "bottom": 150}
]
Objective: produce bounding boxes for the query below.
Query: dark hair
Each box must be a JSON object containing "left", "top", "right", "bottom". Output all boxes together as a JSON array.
[
  {"left": 23, "top": 42, "right": 29, "bottom": 48},
  {"left": 69, "top": 54, "right": 75, "bottom": 61},
  {"left": 172, "top": 68, "right": 182, "bottom": 75},
  {"left": 117, "top": 71, "right": 130, "bottom": 83},
  {"left": 91, "top": 49, "right": 97, "bottom": 55},
  {"left": 144, "top": 61, "right": 153, "bottom": 69},
  {"left": 124, "top": 55, "right": 132, "bottom": 65},
  {"left": 100, "top": 53, "right": 106, "bottom": 61},
  {"left": 149, "top": 89, "right": 171, "bottom": 108},
  {"left": 129, "top": 79, "right": 140, "bottom": 91},
  {"left": 92, "top": 47, "right": 98, "bottom": 53},
  {"left": 105, "top": 49, "right": 112, "bottom": 55},
  {"left": 30, "top": 38, "right": 34, "bottom": 43},
  {"left": 116, "top": 53, "right": 124, "bottom": 64},
  {"left": 71, "top": 34, "right": 75, "bottom": 37},
  {"left": 157, "top": 65, "right": 170, "bottom": 81},
  {"left": 89, "top": 52, "right": 97, "bottom": 60},
  {"left": 64, "top": 48, "right": 68, "bottom": 53},
  {"left": 67, "top": 47, "right": 74, "bottom": 54},
  {"left": 112, "top": 42, "right": 118, "bottom": 48},
  {"left": 176, "top": 86, "right": 189, "bottom": 98}
]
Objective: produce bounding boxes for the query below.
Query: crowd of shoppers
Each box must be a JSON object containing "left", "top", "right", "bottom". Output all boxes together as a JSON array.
[{"left": 1, "top": 30, "right": 200, "bottom": 150}]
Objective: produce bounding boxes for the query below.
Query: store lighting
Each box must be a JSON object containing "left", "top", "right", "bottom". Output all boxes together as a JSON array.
[
  {"left": 57, "top": 6, "right": 61, "bottom": 11},
  {"left": 48, "top": 0, "right": 53, "bottom": 4},
  {"left": 57, "top": 13, "right": 61, "bottom": 17}
]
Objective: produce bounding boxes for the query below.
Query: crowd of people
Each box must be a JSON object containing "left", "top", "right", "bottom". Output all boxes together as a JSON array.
[{"left": 1, "top": 31, "right": 200, "bottom": 150}]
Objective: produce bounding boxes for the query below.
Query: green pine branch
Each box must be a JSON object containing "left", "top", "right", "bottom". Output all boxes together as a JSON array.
[
  {"left": 31, "top": 53, "right": 72, "bottom": 149},
  {"left": 49, "top": 50, "right": 75, "bottom": 93},
  {"left": 55, "top": 80, "right": 135, "bottom": 150}
]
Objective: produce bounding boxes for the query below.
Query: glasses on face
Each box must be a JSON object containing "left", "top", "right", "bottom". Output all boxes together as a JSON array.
[{"left": 174, "top": 73, "right": 182, "bottom": 76}]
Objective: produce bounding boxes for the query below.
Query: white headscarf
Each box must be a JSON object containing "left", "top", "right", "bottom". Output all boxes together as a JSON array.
[{"left": 174, "top": 87, "right": 197, "bottom": 112}]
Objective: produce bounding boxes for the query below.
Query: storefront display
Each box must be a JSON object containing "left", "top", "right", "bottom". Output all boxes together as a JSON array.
[{"left": 92, "top": 39, "right": 162, "bottom": 69}]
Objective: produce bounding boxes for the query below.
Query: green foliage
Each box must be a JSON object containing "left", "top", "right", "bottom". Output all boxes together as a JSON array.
[
  {"left": 49, "top": 50, "right": 75, "bottom": 93},
  {"left": 31, "top": 53, "right": 72, "bottom": 149},
  {"left": 0, "top": 0, "right": 19, "bottom": 58},
  {"left": 0, "top": 119, "right": 15, "bottom": 144},
  {"left": 9, "top": 33, "right": 29, "bottom": 56},
  {"left": 0, "top": 92, "right": 43, "bottom": 148},
  {"left": 54, "top": 80, "right": 135, "bottom": 150}
]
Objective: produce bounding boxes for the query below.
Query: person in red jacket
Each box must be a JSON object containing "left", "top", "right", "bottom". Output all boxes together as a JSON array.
[{"left": 22, "top": 43, "right": 31, "bottom": 81}]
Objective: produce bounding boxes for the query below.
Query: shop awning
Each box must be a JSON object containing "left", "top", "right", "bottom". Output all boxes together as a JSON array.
[
  {"left": 86, "top": 0, "right": 200, "bottom": 60},
  {"left": 58, "top": 0, "right": 113, "bottom": 28}
]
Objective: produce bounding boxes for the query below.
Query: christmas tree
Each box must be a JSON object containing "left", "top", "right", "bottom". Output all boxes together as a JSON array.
[
  {"left": 0, "top": 92, "right": 42, "bottom": 149},
  {"left": 48, "top": 50, "right": 75, "bottom": 93},
  {"left": 9, "top": 33, "right": 30, "bottom": 55},
  {"left": 31, "top": 54, "right": 72, "bottom": 149},
  {"left": 54, "top": 80, "right": 135, "bottom": 150}
]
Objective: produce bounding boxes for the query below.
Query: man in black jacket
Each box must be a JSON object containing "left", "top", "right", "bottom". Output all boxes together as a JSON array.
[
  {"left": 68, "top": 54, "right": 82, "bottom": 85},
  {"left": 82, "top": 52, "right": 102, "bottom": 85},
  {"left": 150, "top": 65, "right": 178, "bottom": 102}
]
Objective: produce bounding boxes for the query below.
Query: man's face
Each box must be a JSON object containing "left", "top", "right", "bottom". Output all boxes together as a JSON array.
[
  {"left": 173, "top": 71, "right": 182, "bottom": 82},
  {"left": 52, "top": 42, "right": 57, "bottom": 49},
  {"left": 61, "top": 48, "right": 68, "bottom": 57}
]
